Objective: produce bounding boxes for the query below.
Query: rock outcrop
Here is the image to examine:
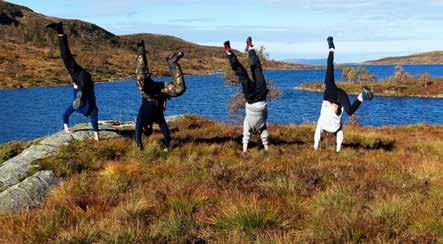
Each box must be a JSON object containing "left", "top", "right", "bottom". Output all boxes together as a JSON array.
[
  {"left": 0, "top": 122, "right": 121, "bottom": 213},
  {"left": 0, "top": 115, "right": 183, "bottom": 214}
]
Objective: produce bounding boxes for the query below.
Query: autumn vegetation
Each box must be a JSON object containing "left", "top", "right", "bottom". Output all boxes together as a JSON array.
[
  {"left": 222, "top": 47, "right": 282, "bottom": 115},
  {"left": 297, "top": 65, "right": 443, "bottom": 97},
  {"left": 365, "top": 51, "right": 443, "bottom": 64},
  {"left": 0, "top": 115, "right": 442, "bottom": 242},
  {"left": 0, "top": 1, "right": 303, "bottom": 89}
]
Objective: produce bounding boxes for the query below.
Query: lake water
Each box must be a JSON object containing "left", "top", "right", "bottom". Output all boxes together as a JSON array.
[{"left": 0, "top": 64, "right": 442, "bottom": 144}]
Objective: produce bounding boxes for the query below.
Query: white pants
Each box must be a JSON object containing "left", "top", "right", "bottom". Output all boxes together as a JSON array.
[
  {"left": 314, "top": 123, "right": 343, "bottom": 152},
  {"left": 243, "top": 101, "right": 268, "bottom": 146},
  {"left": 314, "top": 101, "right": 344, "bottom": 152}
]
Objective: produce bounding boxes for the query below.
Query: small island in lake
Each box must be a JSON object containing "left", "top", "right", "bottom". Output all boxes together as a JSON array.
[{"left": 296, "top": 65, "right": 443, "bottom": 98}]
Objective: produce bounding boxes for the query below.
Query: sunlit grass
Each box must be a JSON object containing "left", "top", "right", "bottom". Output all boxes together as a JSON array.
[{"left": 0, "top": 116, "right": 442, "bottom": 243}]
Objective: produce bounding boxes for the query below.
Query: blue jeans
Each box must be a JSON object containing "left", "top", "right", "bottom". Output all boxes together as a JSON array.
[
  {"left": 63, "top": 89, "right": 99, "bottom": 132},
  {"left": 135, "top": 100, "right": 170, "bottom": 150}
]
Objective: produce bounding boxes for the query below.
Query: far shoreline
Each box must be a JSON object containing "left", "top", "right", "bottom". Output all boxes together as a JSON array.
[{"left": 295, "top": 86, "right": 443, "bottom": 99}]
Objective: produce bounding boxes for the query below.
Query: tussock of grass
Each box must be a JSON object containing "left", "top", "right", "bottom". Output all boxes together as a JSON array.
[
  {"left": 0, "top": 141, "right": 29, "bottom": 164},
  {"left": 214, "top": 197, "right": 286, "bottom": 232},
  {"left": 0, "top": 116, "right": 442, "bottom": 243}
]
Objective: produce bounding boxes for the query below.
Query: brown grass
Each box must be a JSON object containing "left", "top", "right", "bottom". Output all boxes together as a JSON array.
[
  {"left": 297, "top": 77, "right": 443, "bottom": 97},
  {"left": 365, "top": 51, "right": 443, "bottom": 64},
  {"left": 0, "top": 140, "right": 29, "bottom": 164},
  {"left": 0, "top": 116, "right": 442, "bottom": 243}
]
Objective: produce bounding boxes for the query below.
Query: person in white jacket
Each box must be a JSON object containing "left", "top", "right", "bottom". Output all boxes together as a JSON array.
[
  {"left": 224, "top": 37, "right": 269, "bottom": 153},
  {"left": 314, "top": 37, "right": 374, "bottom": 152}
]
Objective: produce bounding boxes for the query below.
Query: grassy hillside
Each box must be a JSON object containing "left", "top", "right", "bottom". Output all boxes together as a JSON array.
[
  {"left": 0, "top": 116, "right": 442, "bottom": 242},
  {"left": 365, "top": 51, "right": 443, "bottom": 64},
  {"left": 0, "top": 1, "right": 302, "bottom": 88},
  {"left": 296, "top": 77, "right": 443, "bottom": 98}
]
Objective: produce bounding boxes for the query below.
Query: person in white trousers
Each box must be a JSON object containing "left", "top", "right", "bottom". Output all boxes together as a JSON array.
[
  {"left": 314, "top": 36, "right": 373, "bottom": 152},
  {"left": 224, "top": 37, "right": 269, "bottom": 153}
]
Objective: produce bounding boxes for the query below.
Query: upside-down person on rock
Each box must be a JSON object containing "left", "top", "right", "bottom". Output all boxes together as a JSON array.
[
  {"left": 134, "top": 40, "right": 187, "bottom": 152},
  {"left": 224, "top": 37, "right": 269, "bottom": 153},
  {"left": 46, "top": 22, "right": 99, "bottom": 141},
  {"left": 314, "top": 36, "right": 374, "bottom": 152}
]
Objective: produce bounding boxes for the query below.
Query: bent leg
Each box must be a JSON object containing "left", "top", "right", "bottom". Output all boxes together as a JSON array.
[
  {"left": 162, "top": 61, "right": 186, "bottom": 97},
  {"left": 337, "top": 89, "right": 361, "bottom": 116}
]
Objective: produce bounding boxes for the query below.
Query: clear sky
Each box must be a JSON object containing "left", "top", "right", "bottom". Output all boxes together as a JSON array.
[{"left": 8, "top": 0, "right": 443, "bottom": 63}]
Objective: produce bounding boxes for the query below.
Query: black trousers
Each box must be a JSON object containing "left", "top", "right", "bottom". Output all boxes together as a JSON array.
[
  {"left": 58, "top": 35, "right": 93, "bottom": 95},
  {"left": 227, "top": 49, "right": 268, "bottom": 103},
  {"left": 323, "top": 51, "right": 361, "bottom": 116},
  {"left": 135, "top": 100, "right": 170, "bottom": 150}
]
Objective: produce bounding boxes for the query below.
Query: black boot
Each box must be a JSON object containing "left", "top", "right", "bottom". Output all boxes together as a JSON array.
[
  {"left": 167, "top": 51, "right": 184, "bottom": 64},
  {"left": 45, "top": 22, "right": 64, "bottom": 34},
  {"left": 327, "top": 36, "right": 335, "bottom": 49},
  {"left": 362, "top": 86, "right": 374, "bottom": 101},
  {"left": 245, "top": 36, "right": 253, "bottom": 52},
  {"left": 224, "top": 40, "right": 232, "bottom": 54},
  {"left": 137, "top": 40, "right": 146, "bottom": 55}
]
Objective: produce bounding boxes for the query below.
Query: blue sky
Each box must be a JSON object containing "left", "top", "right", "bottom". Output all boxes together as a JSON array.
[{"left": 9, "top": 0, "right": 443, "bottom": 63}]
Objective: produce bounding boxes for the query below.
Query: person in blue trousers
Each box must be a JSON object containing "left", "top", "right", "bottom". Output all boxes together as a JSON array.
[{"left": 46, "top": 22, "right": 99, "bottom": 140}]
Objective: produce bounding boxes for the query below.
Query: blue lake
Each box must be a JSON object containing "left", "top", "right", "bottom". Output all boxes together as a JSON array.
[{"left": 0, "top": 64, "right": 442, "bottom": 144}]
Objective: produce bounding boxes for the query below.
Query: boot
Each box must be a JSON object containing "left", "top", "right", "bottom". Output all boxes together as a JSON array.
[{"left": 45, "top": 21, "right": 64, "bottom": 34}]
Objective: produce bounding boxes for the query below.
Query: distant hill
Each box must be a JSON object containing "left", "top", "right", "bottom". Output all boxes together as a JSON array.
[
  {"left": 283, "top": 58, "right": 326, "bottom": 65},
  {"left": 364, "top": 51, "right": 443, "bottom": 64},
  {"left": 0, "top": 0, "right": 302, "bottom": 88}
]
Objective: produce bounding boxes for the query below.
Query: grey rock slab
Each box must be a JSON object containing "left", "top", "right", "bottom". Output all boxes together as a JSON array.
[
  {"left": 0, "top": 145, "right": 56, "bottom": 189},
  {"left": 0, "top": 117, "right": 187, "bottom": 213},
  {"left": 0, "top": 171, "right": 57, "bottom": 213},
  {"left": 39, "top": 131, "right": 74, "bottom": 147}
]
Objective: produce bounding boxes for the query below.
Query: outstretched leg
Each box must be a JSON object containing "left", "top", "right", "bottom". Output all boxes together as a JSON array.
[
  {"left": 135, "top": 40, "right": 156, "bottom": 100},
  {"left": 46, "top": 22, "right": 88, "bottom": 98},
  {"left": 247, "top": 37, "right": 268, "bottom": 101},
  {"left": 323, "top": 37, "right": 338, "bottom": 102},
  {"left": 322, "top": 36, "right": 373, "bottom": 115},
  {"left": 224, "top": 40, "right": 255, "bottom": 101},
  {"left": 47, "top": 22, "right": 98, "bottom": 139},
  {"left": 161, "top": 52, "right": 187, "bottom": 97},
  {"left": 58, "top": 35, "right": 84, "bottom": 83}
]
